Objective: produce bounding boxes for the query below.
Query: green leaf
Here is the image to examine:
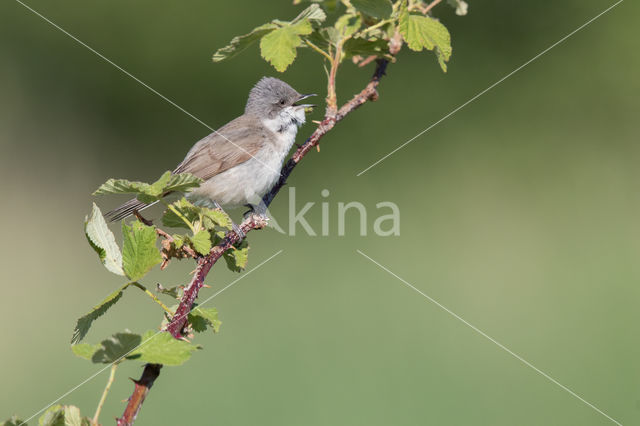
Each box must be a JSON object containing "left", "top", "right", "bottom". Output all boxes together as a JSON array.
[
  {"left": 293, "top": 0, "right": 338, "bottom": 13},
  {"left": 71, "top": 282, "right": 132, "bottom": 344},
  {"left": 202, "top": 208, "right": 233, "bottom": 230},
  {"left": 91, "top": 332, "right": 142, "bottom": 363},
  {"left": 343, "top": 37, "right": 389, "bottom": 58},
  {"left": 94, "top": 172, "right": 201, "bottom": 204},
  {"left": 161, "top": 172, "right": 203, "bottom": 194},
  {"left": 39, "top": 405, "right": 64, "bottom": 426},
  {"left": 93, "top": 178, "right": 152, "bottom": 198},
  {"left": 213, "top": 23, "right": 278, "bottom": 62},
  {"left": 260, "top": 20, "right": 313, "bottom": 72},
  {"left": 335, "top": 13, "right": 362, "bottom": 38},
  {"left": 398, "top": 5, "right": 452, "bottom": 71},
  {"left": 129, "top": 331, "right": 200, "bottom": 366},
  {"left": 291, "top": 4, "right": 327, "bottom": 26},
  {"left": 38, "top": 406, "right": 89, "bottom": 426},
  {"left": 147, "top": 171, "right": 172, "bottom": 197},
  {"left": 223, "top": 239, "right": 249, "bottom": 272},
  {"left": 60, "top": 406, "right": 87, "bottom": 426},
  {"left": 190, "top": 230, "right": 212, "bottom": 256},
  {"left": 162, "top": 198, "right": 199, "bottom": 229},
  {"left": 122, "top": 221, "right": 162, "bottom": 281},
  {"left": 1, "top": 415, "right": 27, "bottom": 426},
  {"left": 189, "top": 306, "right": 222, "bottom": 333},
  {"left": 85, "top": 203, "right": 125, "bottom": 276},
  {"left": 71, "top": 343, "right": 101, "bottom": 361},
  {"left": 351, "top": 0, "right": 393, "bottom": 19}
]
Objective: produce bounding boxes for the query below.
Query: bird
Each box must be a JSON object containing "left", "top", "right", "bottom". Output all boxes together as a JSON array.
[{"left": 105, "top": 77, "right": 315, "bottom": 226}]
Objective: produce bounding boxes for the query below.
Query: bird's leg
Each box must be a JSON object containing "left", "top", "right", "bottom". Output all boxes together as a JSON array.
[
  {"left": 242, "top": 203, "right": 256, "bottom": 217},
  {"left": 212, "top": 200, "right": 245, "bottom": 239},
  {"left": 244, "top": 201, "right": 269, "bottom": 220}
]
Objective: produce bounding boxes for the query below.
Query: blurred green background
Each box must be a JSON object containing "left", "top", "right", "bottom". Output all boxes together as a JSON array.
[{"left": 1, "top": 0, "right": 638, "bottom": 425}]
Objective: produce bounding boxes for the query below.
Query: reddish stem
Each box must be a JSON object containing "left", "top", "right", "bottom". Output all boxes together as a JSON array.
[{"left": 116, "top": 364, "right": 162, "bottom": 426}]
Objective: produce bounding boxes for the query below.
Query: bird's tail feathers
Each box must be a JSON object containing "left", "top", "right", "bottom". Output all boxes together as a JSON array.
[{"left": 105, "top": 198, "right": 158, "bottom": 222}]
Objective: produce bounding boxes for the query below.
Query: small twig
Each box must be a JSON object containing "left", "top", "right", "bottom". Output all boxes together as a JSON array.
[
  {"left": 155, "top": 228, "right": 172, "bottom": 241},
  {"left": 131, "top": 282, "right": 174, "bottom": 314},
  {"left": 326, "top": 41, "right": 343, "bottom": 116},
  {"left": 167, "top": 204, "right": 194, "bottom": 233},
  {"left": 157, "top": 228, "right": 198, "bottom": 269},
  {"left": 305, "top": 40, "right": 333, "bottom": 63},
  {"left": 355, "top": 17, "right": 394, "bottom": 38},
  {"left": 92, "top": 363, "right": 117, "bottom": 426},
  {"left": 415, "top": 0, "right": 443, "bottom": 14},
  {"left": 132, "top": 210, "right": 153, "bottom": 226},
  {"left": 358, "top": 55, "right": 378, "bottom": 67}
]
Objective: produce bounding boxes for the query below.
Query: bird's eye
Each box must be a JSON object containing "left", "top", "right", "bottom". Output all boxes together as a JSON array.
[{"left": 279, "top": 99, "right": 286, "bottom": 105}]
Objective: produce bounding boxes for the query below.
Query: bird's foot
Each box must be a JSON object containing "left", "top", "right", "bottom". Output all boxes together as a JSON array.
[{"left": 243, "top": 203, "right": 256, "bottom": 217}]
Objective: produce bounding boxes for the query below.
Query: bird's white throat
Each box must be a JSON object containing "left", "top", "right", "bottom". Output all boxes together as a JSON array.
[{"left": 261, "top": 105, "right": 306, "bottom": 149}]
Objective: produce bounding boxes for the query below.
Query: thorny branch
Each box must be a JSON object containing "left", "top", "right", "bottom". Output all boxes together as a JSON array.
[
  {"left": 118, "top": 35, "right": 402, "bottom": 423},
  {"left": 116, "top": 364, "right": 162, "bottom": 426}
]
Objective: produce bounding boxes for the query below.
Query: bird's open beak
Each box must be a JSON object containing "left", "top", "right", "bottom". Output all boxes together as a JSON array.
[{"left": 293, "top": 93, "right": 317, "bottom": 109}]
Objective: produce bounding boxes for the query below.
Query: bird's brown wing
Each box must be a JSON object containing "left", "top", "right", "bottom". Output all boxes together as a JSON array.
[
  {"left": 106, "top": 116, "right": 268, "bottom": 222},
  {"left": 173, "top": 115, "right": 268, "bottom": 180}
]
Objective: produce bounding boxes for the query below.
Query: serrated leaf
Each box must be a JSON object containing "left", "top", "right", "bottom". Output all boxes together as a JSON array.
[
  {"left": 38, "top": 406, "right": 88, "bottom": 426},
  {"left": 122, "top": 221, "right": 162, "bottom": 281},
  {"left": 335, "top": 14, "right": 362, "bottom": 38},
  {"left": 2, "top": 415, "right": 27, "bottom": 426},
  {"left": 94, "top": 172, "right": 200, "bottom": 205},
  {"left": 189, "top": 306, "right": 222, "bottom": 333},
  {"left": 191, "top": 230, "right": 211, "bottom": 255},
  {"left": 398, "top": 5, "right": 452, "bottom": 71},
  {"left": 71, "top": 282, "right": 132, "bottom": 344},
  {"left": 129, "top": 331, "right": 200, "bottom": 366},
  {"left": 343, "top": 37, "right": 389, "bottom": 58},
  {"left": 291, "top": 3, "right": 327, "bottom": 26},
  {"left": 147, "top": 171, "right": 171, "bottom": 197},
  {"left": 162, "top": 172, "right": 203, "bottom": 194},
  {"left": 293, "top": 0, "right": 338, "bottom": 13},
  {"left": 213, "top": 23, "right": 278, "bottom": 62},
  {"left": 223, "top": 239, "right": 249, "bottom": 272},
  {"left": 61, "top": 406, "right": 86, "bottom": 426},
  {"left": 39, "top": 405, "right": 64, "bottom": 426},
  {"left": 162, "top": 198, "right": 199, "bottom": 229},
  {"left": 260, "top": 20, "right": 313, "bottom": 72},
  {"left": 71, "top": 343, "right": 101, "bottom": 361},
  {"left": 91, "top": 332, "right": 142, "bottom": 364},
  {"left": 351, "top": 0, "right": 393, "bottom": 19},
  {"left": 85, "top": 203, "right": 124, "bottom": 276},
  {"left": 93, "top": 178, "right": 150, "bottom": 197},
  {"left": 202, "top": 208, "right": 233, "bottom": 230}
]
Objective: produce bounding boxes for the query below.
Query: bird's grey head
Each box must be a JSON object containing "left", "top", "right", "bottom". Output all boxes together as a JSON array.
[{"left": 245, "top": 77, "right": 315, "bottom": 122}]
